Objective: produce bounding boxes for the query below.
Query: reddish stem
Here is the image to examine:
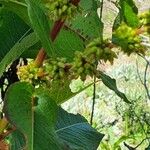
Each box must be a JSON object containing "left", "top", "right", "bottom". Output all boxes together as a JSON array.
[
  {"left": 51, "top": 19, "right": 65, "bottom": 41},
  {"left": 35, "top": 48, "right": 46, "bottom": 67},
  {"left": 35, "top": 20, "right": 65, "bottom": 67},
  {"left": 35, "top": 0, "right": 80, "bottom": 66}
]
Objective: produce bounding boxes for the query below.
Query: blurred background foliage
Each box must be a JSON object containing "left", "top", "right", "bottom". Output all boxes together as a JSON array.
[{"left": 62, "top": 0, "right": 150, "bottom": 149}]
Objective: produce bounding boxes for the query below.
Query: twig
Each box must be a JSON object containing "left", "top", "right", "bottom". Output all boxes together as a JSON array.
[
  {"left": 134, "top": 138, "right": 147, "bottom": 149},
  {"left": 144, "top": 62, "right": 150, "bottom": 100},
  {"left": 137, "top": 55, "right": 150, "bottom": 101},
  {"left": 99, "top": 0, "right": 104, "bottom": 19},
  {"left": 124, "top": 142, "right": 135, "bottom": 150},
  {"left": 136, "top": 60, "right": 144, "bottom": 85},
  {"left": 124, "top": 137, "right": 150, "bottom": 150},
  {"left": 90, "top": 0, "right": 104, "bottom": 125},
  {"left": 90, "top": 76, "right": 96, "bottom": 125}
]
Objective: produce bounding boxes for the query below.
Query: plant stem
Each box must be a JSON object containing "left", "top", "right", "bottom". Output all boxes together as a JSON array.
[
  {"left": 90, "top": 76, "right": 96, "bottom": 125},
  {"left": 35, "top": 48, "right": 46, "bottom": 67},
  {"left": 35, "top": 0, "right": 80, "bottom": 67},
  {"left": 50, "top": 19, "right": 65, "bottom": 41},
  {"left": 35, "top": 19, "right": 65, "bottom": 67},
  {"left": 137, "top": 55, "right": 150, "bottom": 101}
]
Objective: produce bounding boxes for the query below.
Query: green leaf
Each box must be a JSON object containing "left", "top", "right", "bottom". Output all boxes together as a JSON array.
[
  {"left": 117, "top": 0, "right": 139, "bottom": 28},
  {"left": 25, "top": 0, "right": 85, "bottom": 60},
  {"left": 112, "top": 33, "right": 128, "bottom": 50},
  {"left": 4, "top": 82, "right": 34, "bottom": 149},
  {"left": 21, "top": 41, "right": 41, "bottom": 59},
  {"left": 4, "top": 82, "right": 104, "bottom": 149},
  {"left": 0, "top": 5, "right": 84, "bottom": 62},
  {"left": 4, "top": 82, "right": 63, "bottom": 150},
  {"left": 120, "top": 0, "right": 138, "bottom": 14},
  {"left": 0, "top": 0, "right": 30, "bottom": 25},
  {"left": 68, "top": 0, "right": 103, "bottom": 41},
  {"left": 9, "top": 130, "right": 26, "bottom": 150},
  {"left": 0, "top": 9, "right": 30, "bottom": 62},
  {"left": 100, "top": 141, "right": 112, "bottom": 150},
  {"left": 53, "top": 29, "right": 85, "bottom": 61},
  {"left": 98, "top": 72, "right": 131, "bottom": 103},
  {"left": 56, "top": 107, "right": 104, "bottom": 150},
  {"left": 25, "top": 0, "right": 54, "bottom": 56},
  {"left": 0, "top": 32, "right": 39, "bottom": 78},
  {"left": 122, "top": 1, "right": 139, "bottom": 28},
  {"left": 38, "top": 80, "right": 95, "bottom": 104}
]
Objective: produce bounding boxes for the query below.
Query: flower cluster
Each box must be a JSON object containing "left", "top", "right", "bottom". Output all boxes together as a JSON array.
[
  {"left": 17, "top": 38, "right": 117, "bottom": 83},
  {"left": 139, "top": 11, "right": 150, "bottom": 34},
  {"left": 113, "top": 23, "right": 147, "bottom": 55},
  {"left": 44, "top": 0, "right": 79, "bottom": 21}
]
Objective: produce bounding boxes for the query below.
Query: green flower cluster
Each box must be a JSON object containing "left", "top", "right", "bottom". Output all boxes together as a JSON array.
[
  {"left": 139, "top": 11, "right": 150, "bottom": 34},
  {"left": 44, "top": 57, "right": 70, "bottom": 80},
  {"left": 113, "top": 23, "right": 147, "bottom": 55},
  {"left": 71, "top": 39, "right": 117, "bottom": 81},
  {"left": 17, "top": 62, "right": 45, "bottom": 84},
  {"left": 17, "top": 38, "right": 117, "bottom": 83},
  {"left": 86, "top": 38, "right": 117, "bottom": 64},
  {"left": 44, "top": 0, "right": 78, "bottom": 21}
]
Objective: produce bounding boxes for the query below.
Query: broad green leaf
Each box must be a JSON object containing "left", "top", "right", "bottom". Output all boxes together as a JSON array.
[
  {"left": 55, "top": 108, "right": 104, "bottom": 150},
  {"left": 67, "top": 0, "right": 103, "bottom": 41},
  {"left": 0, "top": 0, "right": 30, "bottom": 25},
  {"left": 25, "top": 0, "right": 54, "bottom": 56},
  {"left": 117, "top": 0, "right": 139, "bottom": 28},
  {"left": 0, "top": 6, "right": 84, "bottom": 62},
  {"left": 21, "top": 41, "right": 41, "bottom": 59},
  {"left": 98, "top": 72, "right": 131, "bottom": 103},
  {"left": 112, "top": 33, "right": 128, "bottom": 50},
  {"left": 39, "top": 80, "right": 95, "bottom": 104},
  {"left": 4, "top": 82, "right": 34, "bottom": 149},
  {"left": 53, "top": 29, "right": 85, "bottom": 61},
  {"left": 4, "top": 82, "right": 63, "bottom": 150},
  {"left": 9, "top": 130, "right": 26, "bottom": 150},
  {"left": 0, "top": 9, "right": 30, "bottom": 62},
  {"left": 0, "top": 32, "right": 39, "bottom": 78},
  {"left": 119, "top": 0, "right": 138, "bottom": 14},
  {"left": 21, "top": 27, "right": 85, "bottom": 61},
  {"left": 122, "top": 1, "right": 139, "bottom": 28},
  {"left": 0, "top": 1, "right": 85, "bottom": 61}
]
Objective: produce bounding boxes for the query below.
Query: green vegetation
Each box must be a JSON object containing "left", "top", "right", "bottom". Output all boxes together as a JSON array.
[{"left": 0, "top": 0, "right": 149, "bottom": 149}]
